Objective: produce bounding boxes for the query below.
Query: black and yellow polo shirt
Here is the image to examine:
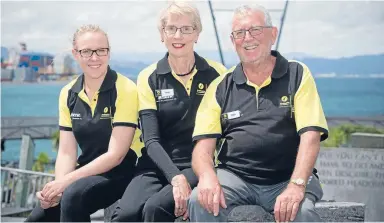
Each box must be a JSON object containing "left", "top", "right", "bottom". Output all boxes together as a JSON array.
[
  {"left": 193, "top": 50, "right": 328, "bottom": 185},
  {"left": 137, "top": 52, "right": 226, "bottom": 182},
  {"left": 58, "top": 66, "right": 144, "bottom": 177}
]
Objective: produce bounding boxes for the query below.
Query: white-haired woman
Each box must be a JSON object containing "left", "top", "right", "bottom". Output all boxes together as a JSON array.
[
  {"left": 111, "top": 1, "right": 227, "bottom": 222},
  {"left": 25, "top": 24, "right": 143, "bottom": 222}
]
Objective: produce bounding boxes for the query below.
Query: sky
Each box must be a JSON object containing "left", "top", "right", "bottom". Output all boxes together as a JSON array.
[{"left": 1, "top": 0, "right": 384, "bottom": 61}]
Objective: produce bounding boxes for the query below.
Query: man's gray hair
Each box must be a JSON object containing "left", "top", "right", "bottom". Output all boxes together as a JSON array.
[{"left": 233, "top": 4, "right": 273, "bottom": 26}]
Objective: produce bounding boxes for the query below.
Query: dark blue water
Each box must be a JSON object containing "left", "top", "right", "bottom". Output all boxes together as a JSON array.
[{"left": 1, "top": 77, "right": 384, "bottom": 162}]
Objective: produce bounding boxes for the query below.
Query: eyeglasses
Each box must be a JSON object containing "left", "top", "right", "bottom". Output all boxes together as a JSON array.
[
  {"left": 76, "top": 48, "right": 109, "bottom": 58},
  {"left": 163, "top": 25, "right": 195, "bottom": 35},
  {"left": 231, "top": 26, "right": 272, "bottom": 39}
]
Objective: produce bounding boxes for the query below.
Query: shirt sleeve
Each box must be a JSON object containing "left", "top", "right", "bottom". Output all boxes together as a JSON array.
[
  {"left": 192, "top": 77, "right": 223, "bottom": 142},
  {"left": 58, "top": 87, "right": 72, "bottom": 131},
  {"left": 136, "top": 64, "right": 182, "bottom": 183},
  {"left": 294, "top": 63, "right": 329, "bottom": 141},
  {"left": 137, "top": 67, "right": 157, "bottom": 111},
  {"left": 140, "top": 110, "right": 182, "bottom": 183},
  {"left": 206, "top": 59, "right": 228, "bottom": 76},
  {"left": 113, "top": 76, "right": 138, "bottom": 128}
]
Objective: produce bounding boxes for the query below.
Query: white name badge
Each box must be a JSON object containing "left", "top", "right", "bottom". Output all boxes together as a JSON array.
[
  {"left": 158, "top": 89, "right": 174, "bottom": 100},
  {"left": 226, "top": 110, "right": 241, "bottom": 120}
]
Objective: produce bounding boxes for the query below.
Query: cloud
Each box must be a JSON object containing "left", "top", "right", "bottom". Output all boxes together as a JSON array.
[{"left": 1, "top": 0, "right": 384, "bottom": 59}]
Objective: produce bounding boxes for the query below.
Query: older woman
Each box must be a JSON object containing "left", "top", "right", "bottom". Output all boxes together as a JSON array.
[
  {"left": 25, "top": 24, "right": 143, "bottom": 222},
  {"left": 111, "top": 1, "right": 227, "bottom": 222}
]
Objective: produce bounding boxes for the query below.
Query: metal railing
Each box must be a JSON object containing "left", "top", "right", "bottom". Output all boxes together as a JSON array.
[{"left": 1, "top": 167, "right": 54, "bottom": 208}]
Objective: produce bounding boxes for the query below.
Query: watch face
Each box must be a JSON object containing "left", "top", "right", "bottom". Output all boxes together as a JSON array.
[{"left": 297, "top": 179, "right": 305, "bottom": 185}]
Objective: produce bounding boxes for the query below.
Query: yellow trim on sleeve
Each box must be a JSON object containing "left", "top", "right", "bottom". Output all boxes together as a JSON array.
[
  {"left": 292, "top": 61, "right": 328, "bottom": 134},
  {"left": 130, "top": 128, "right": 144, "bottom": 157},
  {"left": 137, "top": 63, "right": 157, "bottom": 111},
  {"left": 115, "top": 73, "right": 144, "bottom": 156},
  {"left": 59, "top": 78, "right": 78, "bottom": 129},
  {"left": 205, "top": 59, "right": 228, "bottom": 75},
  {"left": 193, "top": 73, "right": 228, "bottom": 138},
  {"left": 113, "top": 73, "right": 139, "bottom": 125}
]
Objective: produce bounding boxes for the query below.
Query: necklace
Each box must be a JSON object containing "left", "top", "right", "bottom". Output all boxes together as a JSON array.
[{"left": 175, "top": 63, "right": 196, "bottom": 77}]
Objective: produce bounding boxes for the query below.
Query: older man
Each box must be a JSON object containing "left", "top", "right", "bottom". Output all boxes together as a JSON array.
[{"left": 188, "top": 4, "right": 328, "bottom": 222}]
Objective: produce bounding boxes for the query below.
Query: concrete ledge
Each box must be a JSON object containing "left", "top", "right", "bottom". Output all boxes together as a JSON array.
[
  {"left": 227, "top": 202, "right": 365, "bottom": 222},
  {"left": 350, "top": 132, "right": 384, "bottom": 148},
  {"left": 104, "top": 201, "right": 365, "bottom": 222},
  {"left": 315, "top": 202, "right": 365, "bottom": 222}
]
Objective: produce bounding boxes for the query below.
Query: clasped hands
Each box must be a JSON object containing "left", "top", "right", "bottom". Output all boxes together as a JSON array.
[{"left": 36, "top": 179, "right": 70, "bottom": 209}]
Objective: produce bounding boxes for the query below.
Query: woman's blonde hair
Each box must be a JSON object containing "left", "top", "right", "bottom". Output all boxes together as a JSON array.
[
  {"left": 158, "top": 1, "right": 202, "bottom": 34},
  {"left": 72, "top": 24, "right": 109, "bottom": 49}
]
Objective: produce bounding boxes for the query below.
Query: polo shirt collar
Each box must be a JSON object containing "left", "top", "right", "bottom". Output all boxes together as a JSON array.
[
  {"left": 271, "top": 50, "right": 289, "bottom": 79},
  {"left": 157, "top": 51, "right": 210, "bottom": 75},
  {"left": 232, "top": 50, "right": 289, "bottom": 85},
  {"left": 71, "top": 66, "right": 117, "bottom": 93}
]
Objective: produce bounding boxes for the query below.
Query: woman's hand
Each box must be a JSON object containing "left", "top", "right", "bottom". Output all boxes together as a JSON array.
[
  {"left": 172, "top": 174, "right": 192, "bottom": 219},
  {"left": 36, "top": 191, "right": 62, "bottom": 209},
  {"left": 41, "top": 179, "right": 70, "bottom": 202}
]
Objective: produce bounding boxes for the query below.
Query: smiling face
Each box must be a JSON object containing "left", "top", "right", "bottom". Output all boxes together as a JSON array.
[
  {"left": 72, "top": 31, "right": 110, "bottom": 79},
  {"left": 231, "top": 10, "right": 277, "bottom": 64},
  {"left": 161, "top": 13, "right": 199, "bottom": 58}
]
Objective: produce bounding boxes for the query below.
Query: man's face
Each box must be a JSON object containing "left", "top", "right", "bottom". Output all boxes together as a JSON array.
[{"left": 231, "top": 11, "right": 277, "bottom": 64}]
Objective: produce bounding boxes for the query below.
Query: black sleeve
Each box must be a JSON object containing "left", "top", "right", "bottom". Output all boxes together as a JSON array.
[{"left": 139, "top": 109, "right": 182, "bottom": 183}]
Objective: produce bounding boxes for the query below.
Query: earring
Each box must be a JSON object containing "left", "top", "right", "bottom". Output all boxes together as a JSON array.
[
  {"left": 161, "top": 39, "right": 164, "bottom": 42},
  {"left": 195, "top": 41, "right": 197, "bottom": 43}
]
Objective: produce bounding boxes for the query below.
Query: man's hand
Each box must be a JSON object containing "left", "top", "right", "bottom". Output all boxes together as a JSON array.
[
  {"left": 274, "top": 183, "right": 305, "bottom": 222},
  {"left": 41, "top": 179, "right": 70, "bottom": 202},
  {"left": 197, "top": 172, "right": 227, "bottom": 216},
  {"left": 172, "top": 174, "right": 191, "bottom": 219}
]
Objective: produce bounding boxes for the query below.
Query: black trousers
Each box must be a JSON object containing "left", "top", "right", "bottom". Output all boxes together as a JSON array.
[
  {"left": 25, "top": 149, "right": 138, "bottom": 222},
  {"left": 111, "top": 157, "right": 198, "bottom": 222},
  {"left": 25, "top": 174, "right": 133, "bottom": 222}
]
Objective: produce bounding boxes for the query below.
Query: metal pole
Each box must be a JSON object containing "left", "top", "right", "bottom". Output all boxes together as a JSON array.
[
  {"left": 208, "top": 0, "right": 225, "bottom": 67},
  {"left": 275, "top": 0, "right": 289, "bottom": 51}
]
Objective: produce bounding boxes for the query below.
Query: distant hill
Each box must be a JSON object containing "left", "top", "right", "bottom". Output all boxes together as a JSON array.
[
  {"left": 109, "top": 60, "right": 148, "bottom": 78},
  {"left": 109, "top": 52, "right": 384, "bottom": 77},
  {"left": 292, "top": 54, "right": 384, "bottom": 75}
]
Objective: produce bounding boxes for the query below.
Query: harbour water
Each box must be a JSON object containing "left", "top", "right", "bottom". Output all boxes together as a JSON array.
[{"left": 1, "top": 77, "right": 384, "bottom": 163}]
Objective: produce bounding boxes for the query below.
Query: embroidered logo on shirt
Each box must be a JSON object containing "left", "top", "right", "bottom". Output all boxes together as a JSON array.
[
  {"left": 101, "top": 106, "right": 112, "bottom": 119},
  {"left": 70, "top": 113, "right": 82, "bottom": 120},
  {"left": 196, "top": 83, "right": 206, "bottom": 96},
  {"left": 279, "top": 95, "right": 290, "bottom": 108}
]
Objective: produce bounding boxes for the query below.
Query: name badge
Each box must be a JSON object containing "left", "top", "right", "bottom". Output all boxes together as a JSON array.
[
  {"left": 156, "top": 89, "right": 175, "bottom": 100},
  {"left": 222, "top": 110, "right": 241, "bottom": 120}
]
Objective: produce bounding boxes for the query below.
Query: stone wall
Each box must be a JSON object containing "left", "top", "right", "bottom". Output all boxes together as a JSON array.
[{"left": 315, "top": 147, "right": 384, "bottom": 221}]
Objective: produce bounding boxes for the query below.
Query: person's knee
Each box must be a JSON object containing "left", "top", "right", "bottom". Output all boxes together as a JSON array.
[
  {"left": 293, "top": 196, "right": 320, "bottom": 222},
  {"left": 60, "top": 181, "right": 85, "bottom": 209},
  {"left": 112, "top": 204, "right": 142, "bottom": 222},
  {"left": 142, "top": 197, "right": 161, "bottom": 217},
  {"left": 112, "top": 209, "right": 137, "bottom": 222},
  {"left": 188, "top": 188, "right": 200, "bottom": 206},
  {"left": 188, "top": 188, "right": 202, "bottom": 215}
]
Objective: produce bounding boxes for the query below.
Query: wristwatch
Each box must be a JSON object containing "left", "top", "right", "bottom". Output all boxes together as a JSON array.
[{"left": 290, "top": 178, "right": 306, "bottom": 187}]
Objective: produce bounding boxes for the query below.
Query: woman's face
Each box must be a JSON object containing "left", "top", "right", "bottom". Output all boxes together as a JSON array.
[
  {"left": 72, "top": 31, "right": 110, "bottom": 79},
  {"left": 161, "top": 13, "right": 199, "bottom": 58}
]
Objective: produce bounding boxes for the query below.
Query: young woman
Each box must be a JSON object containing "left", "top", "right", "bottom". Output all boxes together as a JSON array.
[{"left": 25, "top": 24, "right": 143, "bottom": 222}]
